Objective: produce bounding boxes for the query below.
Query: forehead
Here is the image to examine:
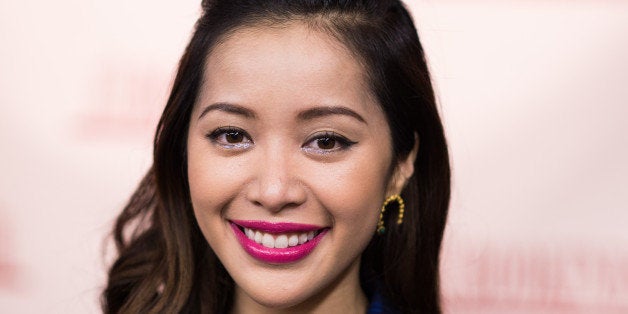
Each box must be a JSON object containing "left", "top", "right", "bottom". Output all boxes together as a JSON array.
[
  {"left": 207, "top": 22, "right": 364, "bottom": 85},
  {"left": 199, "top": 22, "right": 381, "bottom": 117}
]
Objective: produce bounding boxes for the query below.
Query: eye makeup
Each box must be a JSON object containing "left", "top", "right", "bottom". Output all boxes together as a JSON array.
[
  {"left": 302, "top": 131, "right": 357, "bottom": 154},
  {"left": 206, "top": 126, "right": 253, "bottom": 150},
  {"left": 205, "top": 126, "right": 358, "bottom": 157}
]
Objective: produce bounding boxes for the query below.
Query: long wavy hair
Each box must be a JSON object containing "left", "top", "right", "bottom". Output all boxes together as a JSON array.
[{"left": 102, "top": 0, "right": 450, "bottom": 313}]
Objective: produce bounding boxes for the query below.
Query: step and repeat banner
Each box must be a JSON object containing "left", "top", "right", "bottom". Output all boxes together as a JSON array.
[{"left": 1, "top": 1, "right": 627, "bottom": 313}]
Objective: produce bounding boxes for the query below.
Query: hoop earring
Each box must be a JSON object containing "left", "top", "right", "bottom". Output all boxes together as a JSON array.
[{"left": 376, "top": 194, "right": 405, "bottom": 235}]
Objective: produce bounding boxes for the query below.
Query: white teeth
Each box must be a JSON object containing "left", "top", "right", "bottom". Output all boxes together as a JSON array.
[
  {"left": 262, "top": 233, "right": 275, "bottom": 248},
  {"left": 275, "top": 235, "right": 288, "bottom": 248},
  {"left": 241, "top": 227, "right": 320, "bottom": 248},
  {"left": 245, "top": 228, "right": 254, "bottom": 239},
  {"left": 298, "top": 233, "right": 308, "bottom": 244},
  {"left": 288, "top": 235, "right": 299, "bottom": 247}
]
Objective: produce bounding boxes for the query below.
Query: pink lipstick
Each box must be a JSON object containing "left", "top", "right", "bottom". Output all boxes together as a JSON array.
[{"left": 230, "top": 220, "right": 328, "bottom": 264}]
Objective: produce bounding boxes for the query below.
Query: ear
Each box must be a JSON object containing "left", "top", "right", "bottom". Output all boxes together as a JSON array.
[{"left": 387, "top": 133, "right": 419, "bottom": 196}]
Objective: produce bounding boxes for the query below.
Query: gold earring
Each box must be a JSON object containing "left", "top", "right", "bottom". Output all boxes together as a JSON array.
[{"left": 376, "top": 194, "right": 405, "bottom": 235}]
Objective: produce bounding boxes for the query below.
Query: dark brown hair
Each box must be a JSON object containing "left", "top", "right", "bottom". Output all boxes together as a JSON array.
[{"left": 103, "top": 0, "right": 450, "bottom": 313}]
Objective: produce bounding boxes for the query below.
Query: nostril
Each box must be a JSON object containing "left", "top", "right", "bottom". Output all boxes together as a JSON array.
[
  {"left": 282, "top": 202, "right": 301, "bottom": 210},
  {"left": 245, "top": 178, "right": 307, "bottom": 211}
]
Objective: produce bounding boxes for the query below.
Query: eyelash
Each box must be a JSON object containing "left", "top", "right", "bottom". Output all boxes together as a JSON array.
[
  {"left": 206, "top": 128, "right": 356, "bottom": 153},
  {"left": 302, "top": 131, "right": 356, "bottom": 154},
  {"left": 207, "top": 126, "right": 253, "bottom": 149}
]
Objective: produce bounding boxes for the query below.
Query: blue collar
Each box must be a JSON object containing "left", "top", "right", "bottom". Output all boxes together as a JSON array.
[{"left": 366, "top": 289, "right": 398, "bottom": 314}]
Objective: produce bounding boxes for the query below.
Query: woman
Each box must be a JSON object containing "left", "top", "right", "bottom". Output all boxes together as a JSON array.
[{"left": 103, "top": 0, "right": 450, "bottom": 313}]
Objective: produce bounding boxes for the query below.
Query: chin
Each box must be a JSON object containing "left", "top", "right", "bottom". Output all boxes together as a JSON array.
[
  {"left": 250, "top": 291, "right": 308, "bottom": 309},
  {"left": 235, "top": 278, "right": 324, "bottom": 310},
  {"left": 230, "top": 252, "right": 363, "bottom": 312}
]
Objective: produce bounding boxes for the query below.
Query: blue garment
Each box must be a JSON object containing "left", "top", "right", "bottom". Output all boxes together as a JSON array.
[{"left": 366, "top": 289, "right": 398, "bottom": 314}]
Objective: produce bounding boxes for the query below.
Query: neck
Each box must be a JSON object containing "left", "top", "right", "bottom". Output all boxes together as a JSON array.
[{"left": 231, "top": 258, "right": 367, "bottom": 314}]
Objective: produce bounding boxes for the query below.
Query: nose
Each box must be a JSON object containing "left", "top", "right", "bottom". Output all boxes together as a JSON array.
[{"left": 245, "top": 142, "right": 307, "bottom": 212}]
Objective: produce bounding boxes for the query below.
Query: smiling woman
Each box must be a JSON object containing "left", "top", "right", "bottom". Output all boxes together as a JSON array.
[{"left": 103, "top": 1, "right": 450, "bottom": 313}]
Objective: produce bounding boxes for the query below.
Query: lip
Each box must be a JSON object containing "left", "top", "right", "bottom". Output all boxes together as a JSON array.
[
  {"left": 231, "top": 220, "right": 323, "bottom": 234},
  {"left": 229, "top": 221, "right": 328, "bottom": 264}
]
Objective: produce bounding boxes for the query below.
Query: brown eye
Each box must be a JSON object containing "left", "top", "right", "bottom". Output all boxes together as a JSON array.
[
  {"left": 302, "top": 131, "right": 356, "bottom": 155},
  {"left": 225, "top": 131, "right": 244, "bottom": 143},
  {"left": 207, "top": 127, "right": 253, "bottom": 149},
  {"left": 316, "top": 137, "right": 336, "bottom": 150}
]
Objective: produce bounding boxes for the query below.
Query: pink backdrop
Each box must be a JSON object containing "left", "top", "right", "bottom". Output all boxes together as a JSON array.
[{"left": 1, "top": 1, "right": 627, "bottom": 313}]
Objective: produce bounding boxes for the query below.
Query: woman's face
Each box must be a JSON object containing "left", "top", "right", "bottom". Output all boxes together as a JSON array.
[{"left": 187, "top": 23, "right": 411, "bottom": 309}]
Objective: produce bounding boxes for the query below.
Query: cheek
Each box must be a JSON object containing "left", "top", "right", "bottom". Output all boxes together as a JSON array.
[
  {"left": 187, "top": 137, "right": 247, "bottom": 226},
  {"left": 305, "top": 149, "right": 391, "bottom": 232}
]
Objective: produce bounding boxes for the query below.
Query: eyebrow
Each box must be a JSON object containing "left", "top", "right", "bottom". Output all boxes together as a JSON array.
[
  {"left": 197, "top": 103, "right": 366, "bottom": 124},
  {"left": 297, "top": 106, "right": 367, "bottom": 124},
  {"left": 198, "top": 102, "right": 256, "bottom": 120}
]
